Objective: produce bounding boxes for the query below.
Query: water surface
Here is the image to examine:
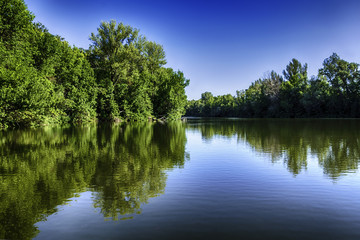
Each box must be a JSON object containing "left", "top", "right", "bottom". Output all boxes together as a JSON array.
[{"left": 1, "top": 119, "right": 360, "bottom": 239}]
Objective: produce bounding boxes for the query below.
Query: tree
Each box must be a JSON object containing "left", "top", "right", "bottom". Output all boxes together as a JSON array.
[
  {"left": 0, "top": 0, "right": 58, "bottom": 128},
  {"left": 89, "top": 20, "right": 140, "bottom": 120},
  {"left": 153, "top": 68, "right": 189, "bottom": 119},
  {"left": 280, "top": 58, "right": 308, "bottom": 117},
  {"left": 200, "top": 92, "right": 214, "bottom": 116},
  {"left": 319, "top": 53, "right": 360, "bottom": 116},
  {"left": 0, "top": 1, "right": 98, "bottom": 128},
  {"left": 89, "top": 20, "right": 139, "bottom": 85},
  {"left": 301, "top": 76, "right": 330, "bottom": 117},
  {"left": 89, "top": 20, "right": 188, "bottom": 121},
  {"left": 261, "top": 71, "right": 283, "bottom": 116},
  {"left": 0, "top": 0, "right": 34, "bottom": 46},
  {"left": 0, "top": 2, "right": 189, "bottom": 128}
]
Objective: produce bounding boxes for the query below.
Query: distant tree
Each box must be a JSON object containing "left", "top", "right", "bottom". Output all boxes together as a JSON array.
[
  {"left": 201, "top": 92, "right": 215, "bottom": 116},
  {"left": 280, "top": 59, "right": 308, "bottom": 117},
  {"left": 301, "top": 76, "right": 330, "bottom": 117},
  {"left": 319, "top": 53, "right": 360, "bottom": 116},
  {"left": 261, "top": 71, "right": 283, "bottom": 116},
  {"left": 186, "top": 55, "right": 360, "bottom": 119}
]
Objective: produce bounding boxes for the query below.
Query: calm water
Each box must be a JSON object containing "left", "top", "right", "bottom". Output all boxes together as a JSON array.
[{"left": 1, "top": 119, "right": 360, "bottom": 239}]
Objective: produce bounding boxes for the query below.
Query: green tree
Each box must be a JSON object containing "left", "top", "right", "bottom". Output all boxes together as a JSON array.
[
  {"left": 0, "top": 43, "right": 57, "bottom": 127},
  {"left": 319, "top": 53, "right": 360, "bottom": 116},
  {"left": 0, "top": 0, "right": 34, "bottom": 46},
  {"left": 201, "top": 92, "right": 215, "bottom": 116},
  {"left": 153, "top": 68, "right": 189, "bottom": 119},
  {"left": 55, "top": 44, "right": 97, "bottom": 122},
  {"left": 0, "top": 0, "right": 59, "bottom": 128},
  {"left": 260, "top": 71, "right": 283, "bottom": 117},
  {"left": 301, "top": 76, "right": 330, "bottom": 116},
  {"left": 89, "top": 20, "right": 140, "bottom": 120},
  {"left": 0, "top": 0, "right": 98, "bottom": 128},
  {"left": 280, "top": 58, "right": 308, "bottom": 117},
  {"left": 89, "top": 20, "right": 155, "bottom": 120},
  {"left": 89, "top": 20, "right": 188, "bottom": 121}
]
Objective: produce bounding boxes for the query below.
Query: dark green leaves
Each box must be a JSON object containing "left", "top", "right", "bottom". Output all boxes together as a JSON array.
[
  {"left": 89, "top": 20, "right": 188, "bottom": 121},
  {"left": 187, "top": 54, "right": 360, "bottom": 118},
  {"left": 1, "top": 5, "right": 189, "bottom": 128}
]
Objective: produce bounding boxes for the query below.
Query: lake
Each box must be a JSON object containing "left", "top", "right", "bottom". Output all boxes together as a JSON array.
[{"left": 1, "top": 119, "right": 360, "bottom": 239}]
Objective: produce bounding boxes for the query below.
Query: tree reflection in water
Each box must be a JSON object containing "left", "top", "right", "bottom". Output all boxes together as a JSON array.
[
  {"left": 188, "top": 118, "right": 360, "bottom": 178},
  {"left": 0, "top": 122, "right": 188, "bottom": 239},
  {"left": 1, "top": 119, "right": 359, "bottom": 239}
]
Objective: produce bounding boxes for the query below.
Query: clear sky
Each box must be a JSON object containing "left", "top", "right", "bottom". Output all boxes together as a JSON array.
[{"left": 25, "top": 0, "right": 360, "bottom": 100}]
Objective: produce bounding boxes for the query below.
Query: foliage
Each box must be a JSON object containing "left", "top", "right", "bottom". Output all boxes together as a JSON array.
[
  {"left": 319, "top": 53, "right": 360, "bottom": 116},
  {"left": 0, "top": 0, "right": 98, "bottom": 128},
  {"left": 0, "top": 1, "right": 189, "bottom": 128},
  {"left": 152, "top": 68, "right": 190, "bottom": 120},
  {"left": 186, "top": 55, "right": 360, "bottom": 118},
  {"left": 88, "top": 20, "right": 189, "bottom": 121}
]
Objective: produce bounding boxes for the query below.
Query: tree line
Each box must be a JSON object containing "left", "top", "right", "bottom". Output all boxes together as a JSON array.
[
  {"left": 187, "top": 54, "right": 360, "bottom": 118},
  {"left": 0, "top": 0, "right": 189, "bottom": 129}
]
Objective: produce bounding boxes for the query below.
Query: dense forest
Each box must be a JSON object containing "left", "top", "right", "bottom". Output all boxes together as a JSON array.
[
  {"left": 187, "top": 55, "right": 360, "bottom": 118},
  {"left": 0, "top": 0, "right": 189, "bottom": 129}
]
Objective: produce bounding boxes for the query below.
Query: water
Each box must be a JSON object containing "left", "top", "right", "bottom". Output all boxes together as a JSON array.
[{"left": 1, "top": 119, "right": 360, "bottom": 239}]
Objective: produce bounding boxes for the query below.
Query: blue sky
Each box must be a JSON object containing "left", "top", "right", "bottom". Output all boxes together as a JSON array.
[{"left": 25, "top": 0, "right": 360, "bottom": 100}]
